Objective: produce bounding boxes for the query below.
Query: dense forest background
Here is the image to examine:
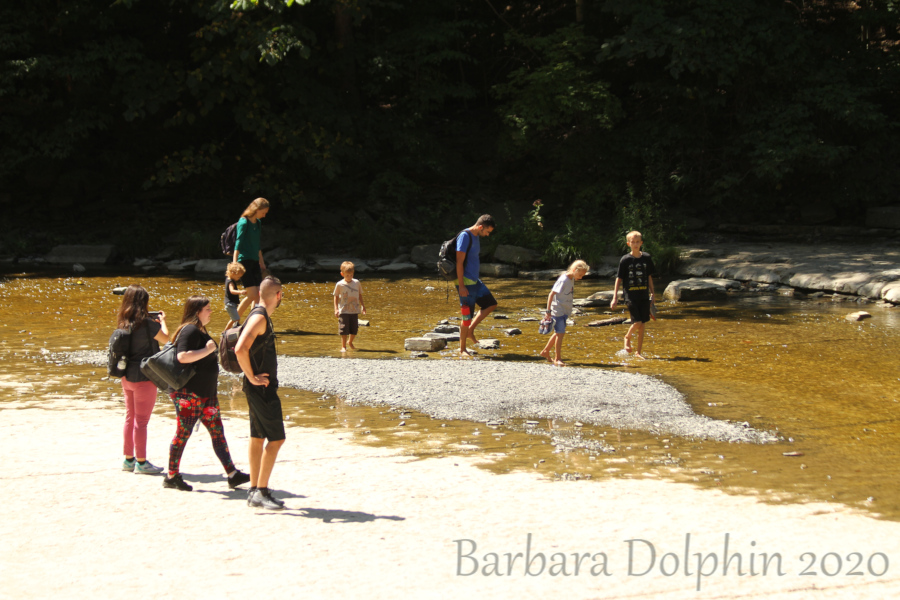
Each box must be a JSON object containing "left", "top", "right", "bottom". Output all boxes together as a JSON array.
[{"left": 2, "top": 0, "right": 899, "bottom": 265}]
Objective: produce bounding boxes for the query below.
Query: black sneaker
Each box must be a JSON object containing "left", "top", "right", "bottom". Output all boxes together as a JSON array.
[
  {"left": 228, "top": 470, "right": 251, "bottom": 489},
  {"left": 162, "top": 473, "right": 193, "bottom": 492}
]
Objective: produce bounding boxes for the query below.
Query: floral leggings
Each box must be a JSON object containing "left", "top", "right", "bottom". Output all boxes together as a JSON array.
[{"left": 168, "top": 390, "right": 236, "bottom": 476}]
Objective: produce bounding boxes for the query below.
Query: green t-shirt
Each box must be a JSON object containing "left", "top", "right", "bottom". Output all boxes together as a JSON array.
[{"left": 235, "top": 217, "right": 262, "bottom": 263}]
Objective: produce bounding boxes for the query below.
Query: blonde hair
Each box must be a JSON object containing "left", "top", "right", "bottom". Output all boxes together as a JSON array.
[
  {"left": 567, "top": 260, "right": 590, "bottom": 275},
  {"left": 241, "top": 197, "right": 270, "bottom": 219},
  {"left": 226, "top": 262, "right": 246, "bottom": 279},
  {"left": 340, "top": 261, "right": 355, "bottom": 274},
  {"left": 626, "top": 230, "right": 643, "bottom": 243}
]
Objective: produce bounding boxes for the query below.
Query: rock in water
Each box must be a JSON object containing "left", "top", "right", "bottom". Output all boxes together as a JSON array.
[
  {"left": 404, "top": 337, "right": 447, "bottom": 352},
  {"left": 586, "top": 317, "right": 628, "bottom": 327},
  {"left": 846, "top": 311, "right": 872, "bottom": 321}
]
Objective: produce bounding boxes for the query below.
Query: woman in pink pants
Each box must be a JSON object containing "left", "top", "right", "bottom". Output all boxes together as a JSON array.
[{"left": 117, "top": 284, "right": 169, "bottom": 474}]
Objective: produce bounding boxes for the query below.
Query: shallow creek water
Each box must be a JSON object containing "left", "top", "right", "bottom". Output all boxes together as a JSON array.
[{"left": 1, "top": 271, "right": 898, "bottom": 519}]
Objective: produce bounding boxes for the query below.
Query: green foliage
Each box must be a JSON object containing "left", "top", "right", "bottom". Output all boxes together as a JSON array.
[
  {"left": 3, "top": 0, "right": 900, "bottom": 248},
  {"left": 597, "top": 0, "right": 900, "bottom": 208},
  {"left": 494, "top": 25, "right": 623, "bottom": 148},
  {"left": 615, "top": 181, "right": 683, "bottom": 275}
]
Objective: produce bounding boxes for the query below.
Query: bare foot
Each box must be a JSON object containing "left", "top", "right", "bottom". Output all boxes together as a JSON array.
[
  {"left": 634, "top": 352, "right": 645, "bottom": 360},
  {"left": 340, "top": 347, "right": 347, "bottom": 353},
  {"left": 459, "top": 349, "right": 474, "bottom": 358},
  {"left": 467, "top": 331, "right": 479, "bottom": 345},
  {"left": 624, "top": 336, "right": 633, "bottom": 353},
  {"left": 554, "top": 360, "right": 565, "bottom": 367},
  {"left": 348, "top": 342, "right": 356, "bottom": 350},
  {"left": 539, "top": 349, "right": 553, "bottom": 363}
]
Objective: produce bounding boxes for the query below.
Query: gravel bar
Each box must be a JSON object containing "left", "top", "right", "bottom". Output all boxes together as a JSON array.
[{"left": 67, "top": 351, "right": 777, "bottom": 444}]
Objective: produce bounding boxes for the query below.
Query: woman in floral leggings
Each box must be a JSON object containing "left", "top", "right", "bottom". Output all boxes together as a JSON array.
[{"left": 162, "top": 296, "right": 251, "bottom": 492}]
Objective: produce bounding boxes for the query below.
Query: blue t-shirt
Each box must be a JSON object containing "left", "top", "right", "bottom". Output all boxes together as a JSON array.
[{"left": 456, "top": 229, "right": 481, "bottom": 284}]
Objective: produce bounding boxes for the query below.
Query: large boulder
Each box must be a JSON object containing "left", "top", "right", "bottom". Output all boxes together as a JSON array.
[
  {"left": 404, "top": 337, "right": 447, "bottom": 352},
  {"left": 265, "top": 247, "right": 292, "bottom": 261},
  {"left": 800, "top": 205, "right": 837, "bottom": 225},
  {"left": 45, "top": 245, "right": 115, "bottom": 265},
  {"left": 480, "top": 263, "right": 517, "bottom": 278},
  {"left": 194, "top": 259, "right": 230, "bottom": 274},
  {"left": 492, "top": 245, "right": 543, "bottom": 266},
  {"left": 166, "top": 260, "right": 198, "bottom": 272},
  {"left": 269, "top": 259, "right": 304, "bottom": 271},
  {"left": 882, "top": 281, "right": 900, "bottom": 304},
  {"left": 518, "top": 269, "right": 563, "bottom": 280},
  {"left": 573, "top": 290, "right": 621, "bottom": 307},
  {"left": 377, "top": 262, "right": 419, "bottom": 272},
  {"left": 311, "top": 257, "right": 371, "bottom": 273},
  {"left": 866, "top": 206, "right": 900, "bottom": 229},
  {"left": 664, "top": 278, "right": 739, "bottom": 301},
  {"left": 410, "top": 244, "right": 442, "bottom": 267}
]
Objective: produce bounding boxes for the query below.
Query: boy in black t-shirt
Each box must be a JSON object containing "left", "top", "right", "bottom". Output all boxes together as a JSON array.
[{"left": 611, "top": 231, "right": 656, "bottom": 359}]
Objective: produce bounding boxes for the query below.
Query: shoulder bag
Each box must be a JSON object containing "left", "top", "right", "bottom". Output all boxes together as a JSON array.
[{"left": 140, "top": 340, "right": 196, "bottom": 392}]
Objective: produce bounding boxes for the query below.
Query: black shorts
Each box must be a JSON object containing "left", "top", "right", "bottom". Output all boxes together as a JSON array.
[
  {"left": 626, "top": 297, "right": 652, "bottom": 324},
  {"left": 241, "top": 261, "right": 263, "bottom": 288},
  {"left": 338, "top": 313, "right": 359, "bottom": 336},
  {"left": 243, "top": 380, "right": 285, "bottom": 441}
]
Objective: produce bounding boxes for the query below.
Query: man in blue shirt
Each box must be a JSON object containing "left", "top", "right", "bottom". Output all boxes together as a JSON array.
[{"left": 456, "top": 214, "right": 498, "bottom": 356}]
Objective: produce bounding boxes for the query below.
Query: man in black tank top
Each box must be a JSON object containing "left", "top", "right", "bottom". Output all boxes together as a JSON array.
[{"left": 235, "top": 276, "right": 286, "bottom": 510}]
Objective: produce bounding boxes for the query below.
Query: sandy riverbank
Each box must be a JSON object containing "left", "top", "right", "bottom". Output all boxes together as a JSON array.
[{"left": 2, "top": 402, "right": 898, "bottom": 600}]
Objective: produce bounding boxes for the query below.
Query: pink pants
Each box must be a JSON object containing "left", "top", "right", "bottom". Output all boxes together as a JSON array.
[{"left": 122, "top": 379, "right": 158, "bottom": 458}]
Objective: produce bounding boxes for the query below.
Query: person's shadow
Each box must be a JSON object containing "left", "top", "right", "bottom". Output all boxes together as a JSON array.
[
  {"left": 192, "top": 479, "right": 404, "bottom": 522},
  {"left": 257, "top": 508, "right": 405, "bottom": 523}
]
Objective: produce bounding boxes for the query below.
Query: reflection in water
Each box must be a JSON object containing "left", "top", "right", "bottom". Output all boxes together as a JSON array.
[{"left": 1, "top": 271, "right": 898, "bottom": 519}]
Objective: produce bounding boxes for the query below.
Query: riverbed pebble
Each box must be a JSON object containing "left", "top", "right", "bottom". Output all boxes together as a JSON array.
[{"left": 66, "top": 351, "right": 777, "bottom": 444}]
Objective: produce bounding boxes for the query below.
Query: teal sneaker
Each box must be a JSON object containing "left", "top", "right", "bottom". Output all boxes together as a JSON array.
[
  {"left": 122, "top": 458, "right": 136, "bottom": 472},
  {"left": 134, "top": 460, "right": 164, "bottom": 475}
]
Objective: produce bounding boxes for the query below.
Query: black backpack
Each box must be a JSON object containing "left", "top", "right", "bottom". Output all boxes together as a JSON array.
[
  {"left": 107, "top": 327, "right": 131, "bottom": 377},
  {"left": 219, "top": 308, "right": 275, "bottom": 374},
  {"left": 220, "top": 222, "right": 238, "bottom": 257},
  {"left": 436, "top": 229, "right": 473, "bottom": 281}
]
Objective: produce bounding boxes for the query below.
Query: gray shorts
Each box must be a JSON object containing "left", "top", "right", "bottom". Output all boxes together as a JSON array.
[{"left": 225, "top": 302, "right": 240, "bottom": 323}]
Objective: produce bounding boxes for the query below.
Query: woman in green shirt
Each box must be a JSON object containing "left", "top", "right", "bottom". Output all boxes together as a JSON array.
[{"left": 233, "top": 197, "right": 269, "bottom": 321}]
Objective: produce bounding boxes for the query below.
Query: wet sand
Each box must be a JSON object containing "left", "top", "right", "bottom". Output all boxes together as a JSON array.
[{"left": 2, "top": 401, "right": 899, "bottom": 599}]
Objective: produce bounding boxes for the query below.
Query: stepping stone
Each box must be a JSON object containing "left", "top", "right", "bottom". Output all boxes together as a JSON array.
[{"left": 404, "top": 337, "right": 446, "bottom": 352}]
